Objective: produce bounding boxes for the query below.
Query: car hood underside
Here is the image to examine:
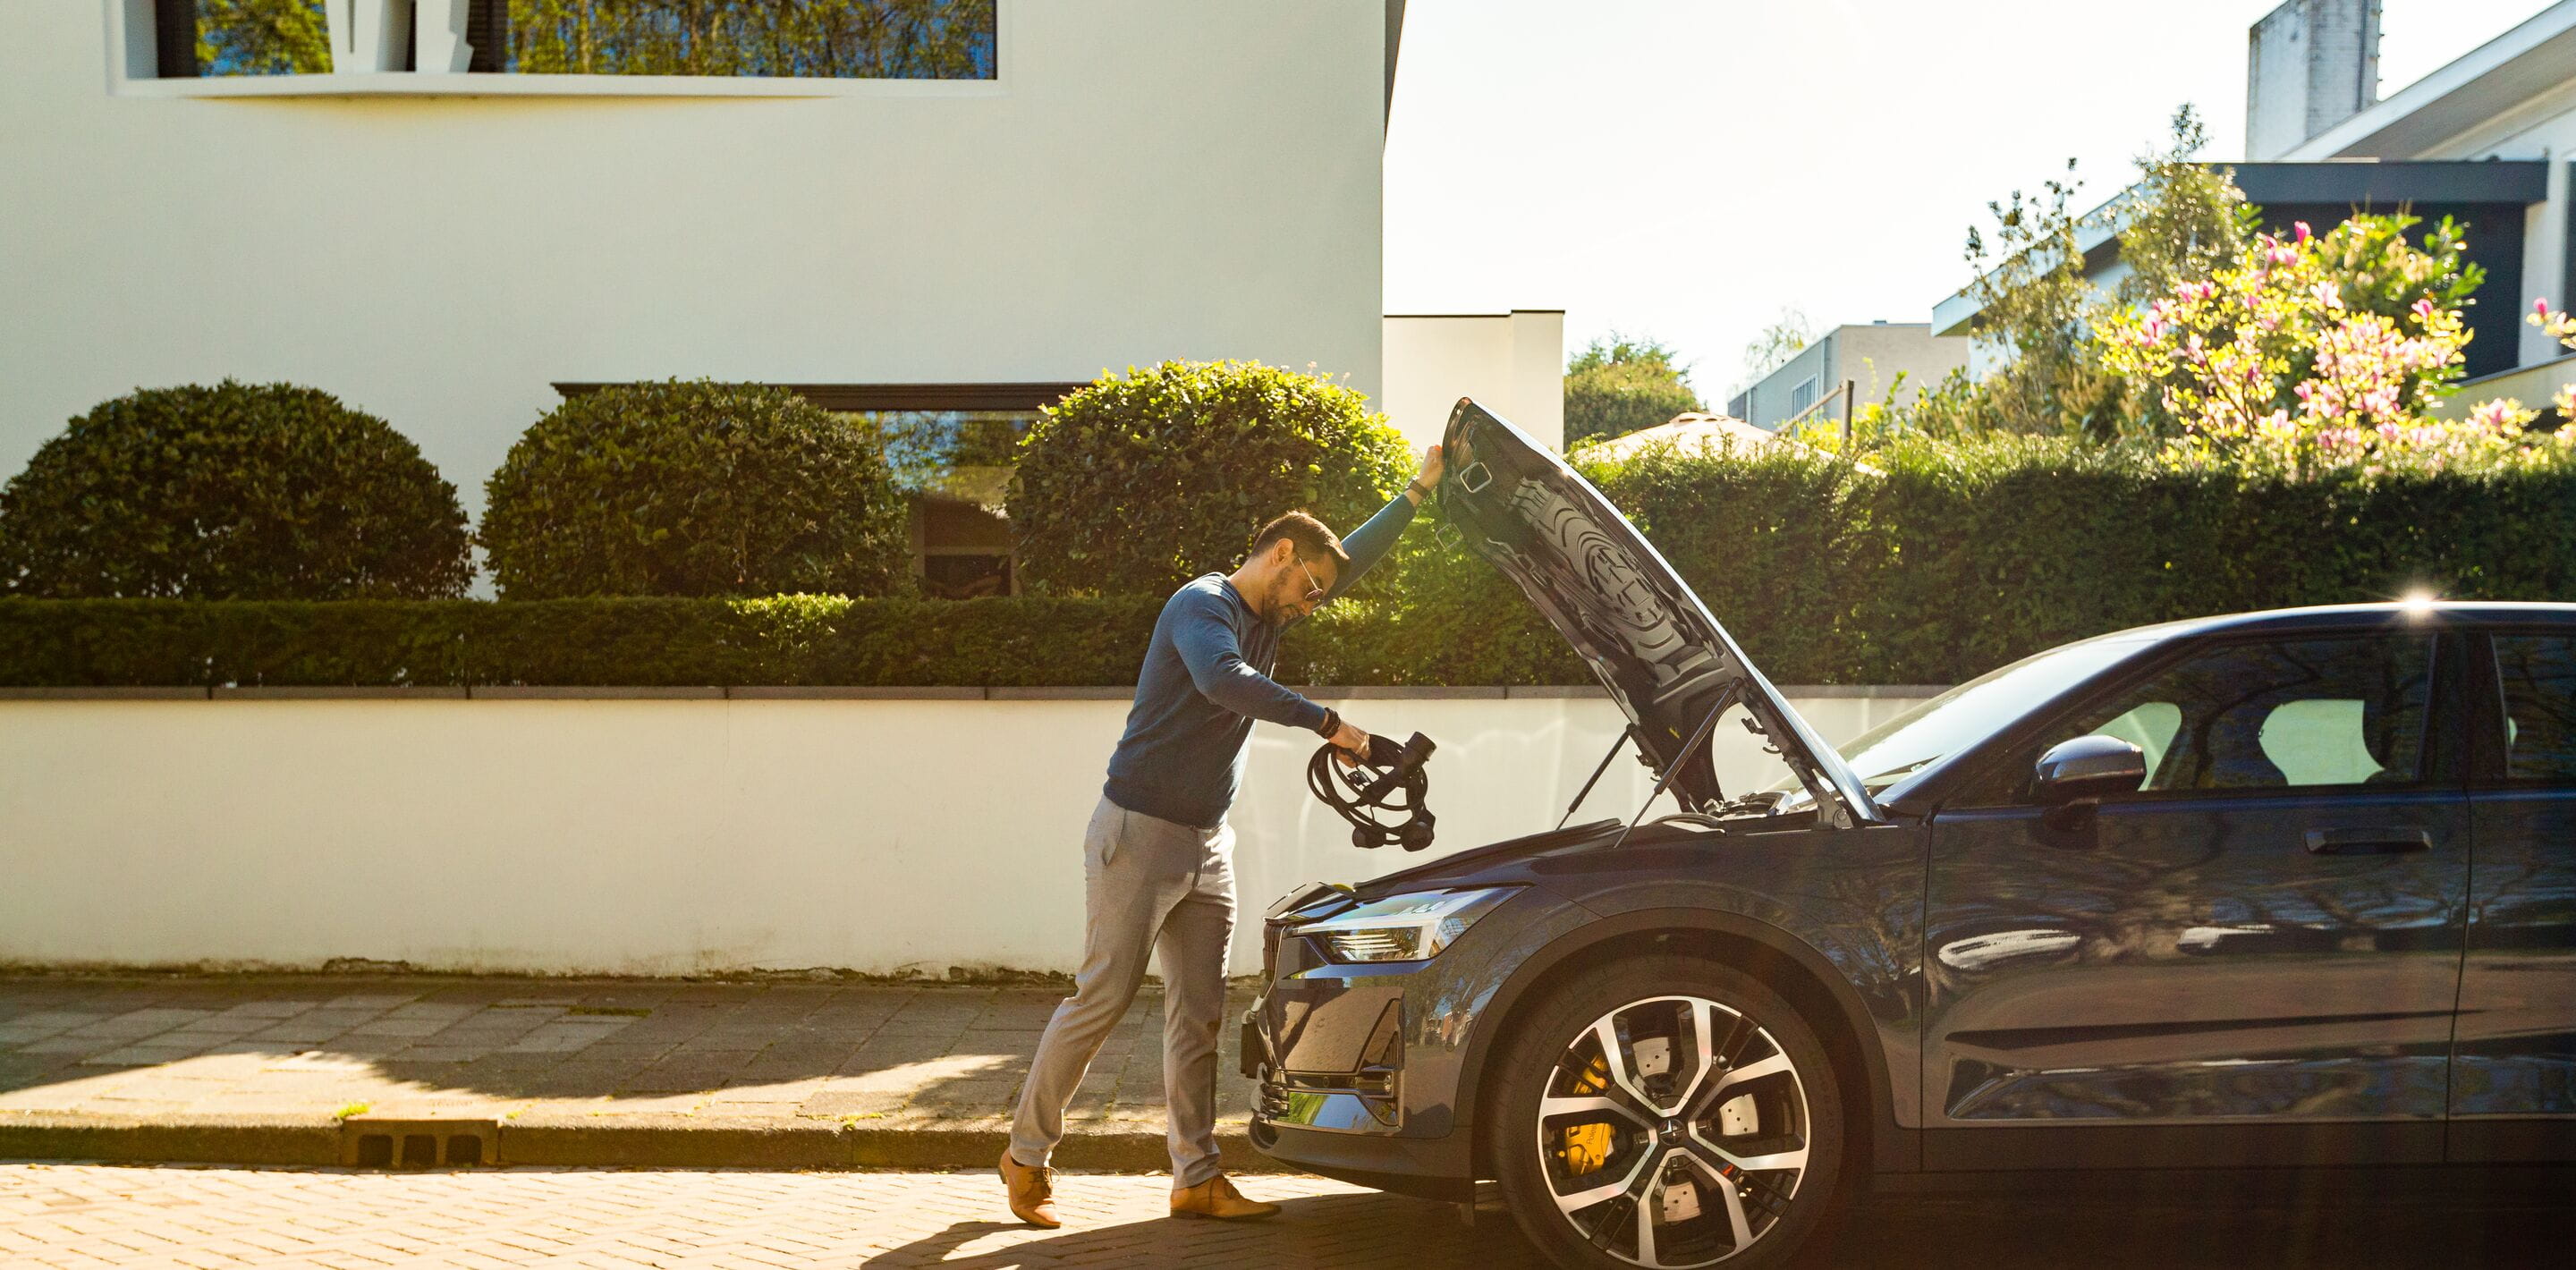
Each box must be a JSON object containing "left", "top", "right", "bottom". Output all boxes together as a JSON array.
[{"left": 1436, "top": 398, "right": 1877, "bottom": 828}]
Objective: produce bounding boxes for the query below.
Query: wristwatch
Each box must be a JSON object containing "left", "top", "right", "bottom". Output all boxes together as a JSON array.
[
  {"left": 1316, "top": 707, "right": 1343, "bottom": 740},
  {"left": 1405, "top": 478, "right": 1436, "bottom": 503}
]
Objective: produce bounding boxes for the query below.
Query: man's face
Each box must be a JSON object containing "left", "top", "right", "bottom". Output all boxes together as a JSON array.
[{"left": 1271, "top": 546, "right": 1338, "bottom": 625}]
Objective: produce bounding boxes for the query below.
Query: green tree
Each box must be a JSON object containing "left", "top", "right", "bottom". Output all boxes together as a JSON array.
[
  {"left": 195, "top": 0, "right": 333, "bottom": 75},
  {"left": 0, "top": 381, "right": 473, "bottom": 599},
  {"left": 1733, "top": 308, "right": 1813, "bottom": 403},
  {"left": 1006, "top": 360, "right": 1410, "bottom": 596},
  {"left": 479, "top": 379, "right": 908, "bottom": 599},
  {"left": 1955, "top": 156, "right": 2122, "bottom": 437},
  {"left": 1949, "top": 106, "right": 2252, "bottom": 440},
  {"left": 1564, "top": 334, "right": 1703, "bottom": 446},
  {"left": 2116, "top": 108, "right": 2259, "bottom": 310},
  {"left": 504, "top": 0, "right": 996, "bottom": 77}
]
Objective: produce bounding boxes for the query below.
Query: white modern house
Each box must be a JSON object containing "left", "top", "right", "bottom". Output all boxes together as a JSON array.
[
  {"left": 1935, "top": 0, "right": 2576, "bottom": 412},
  {"left": 1725, "top": 321, "right": 1968, "bottom": 432},
  {"left": 0, "top": 2, "right": 1627, "bottom": 979},
  {"left": 4, "top": 1, "right": 1560, "bottom": 597}
]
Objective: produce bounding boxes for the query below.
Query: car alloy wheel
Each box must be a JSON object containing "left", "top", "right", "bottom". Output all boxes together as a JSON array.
[{"left": 1494, "top": 957, "right": 1839, "bottom": 1270}]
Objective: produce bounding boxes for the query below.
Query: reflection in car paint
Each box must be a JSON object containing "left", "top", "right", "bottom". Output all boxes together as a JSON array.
[{"left": 1935, "top": 929, "right": 2081, "bottom": 971}]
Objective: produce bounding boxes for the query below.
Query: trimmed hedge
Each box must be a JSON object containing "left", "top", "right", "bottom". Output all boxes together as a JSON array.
[
  {"left": 0, "top": 597, "right": 1150, "bottom": 689},
  {"left": 0, "top": 593, "right": 1574, "bottom": 689},
  {"left": 4, "top": 439, "right": 2572, "bottom": 689},
  {"left": 0, "top": 381, "right": 474, "bottom": 600},
  {"left": 1593, "top": 436, "right": 2576, "bottom": 682},
  {"left": 480, "top": 380, "right": 908, "bottom": 600},
  {"left": 1008, "top": 360, "right": 1412, "bottom": 597}
]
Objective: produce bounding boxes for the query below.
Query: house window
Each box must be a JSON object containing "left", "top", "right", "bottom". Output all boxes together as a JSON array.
[
  {"left": 1787, "top": 377, "right": 1818, "bottom": 416},
  {"left": 859, "top": 410, "right": 1032, "bottom": 598},
  {"left": 148, "top": 0, "right": 996, "bottom": 80},
  {"left": 492, "top": 0, "right": 996, "bottom": 78},
  {"left": 161, "top": 1, "right": 331, "bottom": 77}
]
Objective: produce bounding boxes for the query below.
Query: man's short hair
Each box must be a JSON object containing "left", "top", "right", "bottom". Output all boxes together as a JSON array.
[{"left": 1248, "top": 511, "right": 1350, "bottom": 570}]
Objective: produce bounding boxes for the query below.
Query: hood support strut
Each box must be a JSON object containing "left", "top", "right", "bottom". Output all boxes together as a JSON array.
[
  {"left": 1606, "top": 682, "right": 1741, "bottom": 851},
  {"left": 1556, "top": 725, "right": 1639, "bottom": 831}
]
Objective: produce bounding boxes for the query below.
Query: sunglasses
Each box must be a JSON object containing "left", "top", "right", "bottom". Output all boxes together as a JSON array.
[{"left": 1293, "top": 556, "right": 1328, "bottom": 605}]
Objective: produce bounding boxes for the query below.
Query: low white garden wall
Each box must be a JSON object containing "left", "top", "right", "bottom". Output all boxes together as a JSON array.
[{"left": 0, "top": 686, "right": 1939, "bottom": 977}]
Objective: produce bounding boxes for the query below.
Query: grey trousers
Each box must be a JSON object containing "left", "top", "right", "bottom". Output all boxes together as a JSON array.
[{"left": 1009, "top": 796, "right": 1236, "bottom": 1186}]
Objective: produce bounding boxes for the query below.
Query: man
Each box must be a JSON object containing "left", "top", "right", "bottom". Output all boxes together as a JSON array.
[{"left": 1000, "top": 445, "right": 1445, "bottom": 1226}]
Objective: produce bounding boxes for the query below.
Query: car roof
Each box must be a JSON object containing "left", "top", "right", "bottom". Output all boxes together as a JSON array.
[{"left": 2103, "top": 601, "right": 2576, "bottom": 644}]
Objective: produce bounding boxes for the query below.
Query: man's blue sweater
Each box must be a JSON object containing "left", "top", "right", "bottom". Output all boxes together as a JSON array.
[{"left": 1100, "top": 494, "right": 1419, "bottom": 829}]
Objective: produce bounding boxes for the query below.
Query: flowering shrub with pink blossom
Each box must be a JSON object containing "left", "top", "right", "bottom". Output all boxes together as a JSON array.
[
  {"left": 2098, "top": 216, "right": 2571, "bottom": 474},
  {"left": 2531, "top": 300, "right": 2576, "bottom": 416}
]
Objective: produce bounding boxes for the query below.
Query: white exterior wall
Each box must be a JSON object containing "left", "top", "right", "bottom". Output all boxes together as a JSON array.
[
  {"left": 0, "top": 1, "right": 1387, "bottom": 513},
  {"left": 0, "top": 689, "right": 1936, "bottom": 978},
  {"left": 1826, "top": 323, "right": 1967, "bottom": 417},
  {"left": 1380, "top": 312, "right": 1565, "bottom": 451}
]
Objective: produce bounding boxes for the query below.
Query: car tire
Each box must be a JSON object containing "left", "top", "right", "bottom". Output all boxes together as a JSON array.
[{"left": 1489, "top": 954, "right": 1843, "bottom": 1270}]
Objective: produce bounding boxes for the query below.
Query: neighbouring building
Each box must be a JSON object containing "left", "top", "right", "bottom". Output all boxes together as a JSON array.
[
  {"left": 1935, "top": 0, "right": 2576, "bottom": 412},
  {"left": 2, "top": 0, "right": 1525, "bottom": 598},
  {"left": 1726, "top": 321, "right": 1968, "bottom": 431}
]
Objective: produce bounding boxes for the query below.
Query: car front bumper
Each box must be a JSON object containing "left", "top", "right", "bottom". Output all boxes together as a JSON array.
[{"left": 1240, "top": 904, "right": 1480, "bottom": 1198}]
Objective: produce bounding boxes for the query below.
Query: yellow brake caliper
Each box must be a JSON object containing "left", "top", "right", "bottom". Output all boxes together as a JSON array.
[{"left": 1556, "top": 1053, "right": 1615, "bottom": 1175}]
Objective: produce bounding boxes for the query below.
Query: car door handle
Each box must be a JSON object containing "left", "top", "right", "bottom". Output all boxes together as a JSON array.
[{"left": 2305, "top": 826, "right": 2434, "bottom": 856}]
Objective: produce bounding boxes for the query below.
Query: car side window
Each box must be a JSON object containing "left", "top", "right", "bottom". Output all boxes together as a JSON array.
[
  {"left": 2492, "top": 634, "right": 2576, "bottom": 785},
  {"left": 1989, "top": 635, "right": 2436, "bottom": 801}
]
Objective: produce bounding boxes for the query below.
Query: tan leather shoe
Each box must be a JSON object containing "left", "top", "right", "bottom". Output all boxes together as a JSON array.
[
  {"left": 998, "top": 1148, "right": 1061, "bottom": 1228},
  {"left": 1170, "top": 1173, "right": 1281, "bottom": 1221}
]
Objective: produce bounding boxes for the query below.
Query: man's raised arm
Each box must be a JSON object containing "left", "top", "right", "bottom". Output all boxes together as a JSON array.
[
  {"left": 1325, "top": 445, "right": 1443, "bottom": 601},
  {"left": 1170, "top": 589, "right": 1328, "bottom": 732}
]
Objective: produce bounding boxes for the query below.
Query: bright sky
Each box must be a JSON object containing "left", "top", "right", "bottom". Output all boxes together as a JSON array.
[{"left": 1383, "top": 0, "right": 2560, "bottom": 401}]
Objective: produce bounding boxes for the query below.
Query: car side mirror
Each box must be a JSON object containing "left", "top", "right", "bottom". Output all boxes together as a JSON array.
[{"left": 2033, "top": 735, "right": 2148, "bottom": 804}]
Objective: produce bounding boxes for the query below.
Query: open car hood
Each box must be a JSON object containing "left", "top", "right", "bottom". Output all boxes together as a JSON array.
[{"left": 1437, "top": 399, "right": 1879, "bottom": 827}]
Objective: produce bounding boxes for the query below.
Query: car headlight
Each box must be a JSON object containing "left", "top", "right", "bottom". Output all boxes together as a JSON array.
[{"left": 1292, "top": 887, "right": 1519, "bottom": 963}]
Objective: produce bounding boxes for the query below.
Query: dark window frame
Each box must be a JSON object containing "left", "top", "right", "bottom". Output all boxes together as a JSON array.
[
  {"left": 2467, "top": 626, "right": 2576, "bottom": 791},
  {"left": 153, "top": 0, "right": 197, "bottom": 78}
]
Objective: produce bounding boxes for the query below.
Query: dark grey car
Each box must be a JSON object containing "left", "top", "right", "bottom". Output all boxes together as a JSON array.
[{"left": 1242, "top": 400, "right": 2576, "bottom": 1269}]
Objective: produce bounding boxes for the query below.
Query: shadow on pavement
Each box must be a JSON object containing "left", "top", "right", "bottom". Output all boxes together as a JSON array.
[
  {"left": 864, "top": 1181, "right": 2576, "bottom": 1269},
  {"left": 1817, "top": 1188, "right": 2575, "bottom": 1268},
  {"left": 865, "top": 1191, "right": 1537, "bottom": 1268}
]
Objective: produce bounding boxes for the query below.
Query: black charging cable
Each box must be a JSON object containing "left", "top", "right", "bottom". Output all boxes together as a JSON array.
[{"left": 1307, "top": 732, "right": 1439, "bottom": 851}]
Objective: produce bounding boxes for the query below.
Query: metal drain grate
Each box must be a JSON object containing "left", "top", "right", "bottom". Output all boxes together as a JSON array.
[{"left": 340, "top": 1116, "right": 499, "bottom": 1169}]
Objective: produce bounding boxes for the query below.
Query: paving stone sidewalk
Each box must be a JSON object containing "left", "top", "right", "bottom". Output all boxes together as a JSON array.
[{"left": 0, "top": 976, "right": 1259, "bottom": 1171}]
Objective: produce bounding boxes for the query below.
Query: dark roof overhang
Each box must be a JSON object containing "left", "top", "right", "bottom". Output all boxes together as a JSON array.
[{"left": 2224, "top": 159, "right": 2551, "bottom": 207}]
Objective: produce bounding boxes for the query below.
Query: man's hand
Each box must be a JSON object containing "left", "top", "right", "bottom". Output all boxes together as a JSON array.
[
  {"left": 1327, "top": 717, "right": 1371, "bottom": 766},
  {"left": 1406, "top": 444, "right": 1445, "bottom": 504}
]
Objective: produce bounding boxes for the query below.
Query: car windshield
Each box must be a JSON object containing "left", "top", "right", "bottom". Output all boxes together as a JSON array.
[{"left": 1769, "top": 632, "right": 2157, "bottom": 809}]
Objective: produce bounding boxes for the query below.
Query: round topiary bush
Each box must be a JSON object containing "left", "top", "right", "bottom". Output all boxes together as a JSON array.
[
  {"left": 1008, "top": 360, "right": 1412, "bottom": 594},
  {"left": 480, "top": 379, "right": 908, "bottom": 599},
  {"left": 0, "top": 380, "right": 474, "bottom": 599}
]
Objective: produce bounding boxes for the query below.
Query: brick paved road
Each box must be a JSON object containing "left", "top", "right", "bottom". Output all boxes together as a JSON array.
[
  {"left": 4, "top": 1162, "right": 2570, "bottom": 1269},
  {"left": 0, "top": 1164, "right": 1517, "bottom": 1269}
]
